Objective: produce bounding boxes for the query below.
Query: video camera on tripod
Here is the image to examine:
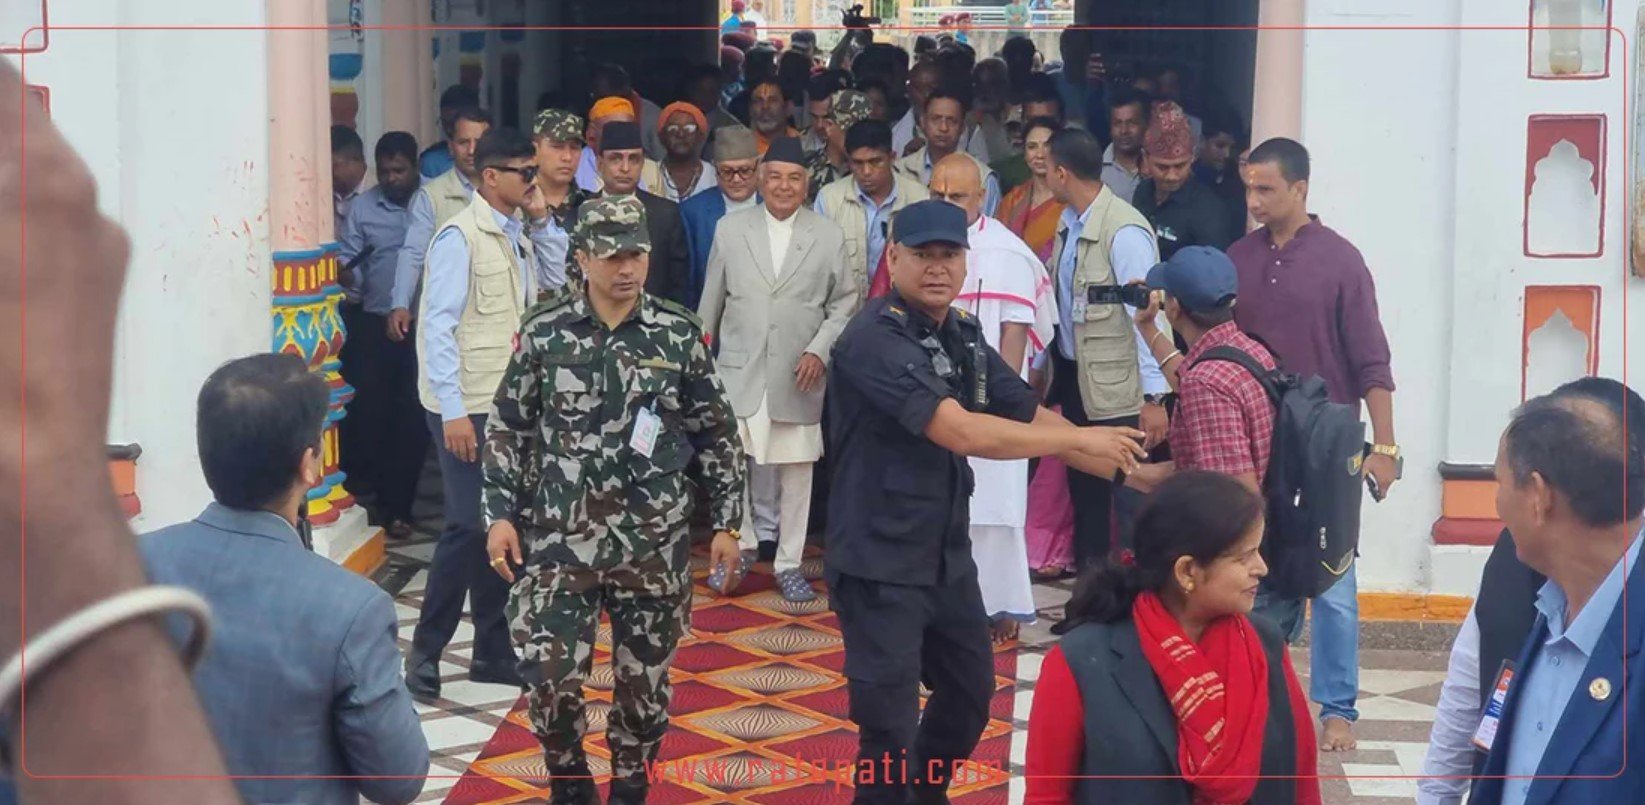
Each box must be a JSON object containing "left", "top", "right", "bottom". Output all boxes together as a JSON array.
[{"left": 842, "top": 4, "right": 881, "bottom": 29}]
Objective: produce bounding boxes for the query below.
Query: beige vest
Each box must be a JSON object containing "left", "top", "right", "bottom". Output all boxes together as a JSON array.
[
  {"left": 1052, "top": 185, "right": 1156, "bottom": 420},
  {"left": 425, "top": 168, "right": 474, "bottom": 229},
  {"left": 416, "top": 195, "right": 536, "bottom": 416},
  {"left": 893, "top": 147, "right": 996, "bottom": 193},
  {"left": 818, "top": 172, "right": 929, "bottom": 301}
]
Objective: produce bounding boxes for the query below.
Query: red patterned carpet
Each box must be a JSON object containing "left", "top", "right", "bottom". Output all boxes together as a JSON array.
[{"left": 442, "top": 555, "right": 1018, "bottom": 804}]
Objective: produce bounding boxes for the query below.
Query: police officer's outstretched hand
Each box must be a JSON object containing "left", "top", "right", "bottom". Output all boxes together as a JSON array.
[
  {"left": 487, "top": 521, "right": 524, "bottom": 583},
  {"left": 1068, "top": 425, "right": 1148, "bottom": 479}
]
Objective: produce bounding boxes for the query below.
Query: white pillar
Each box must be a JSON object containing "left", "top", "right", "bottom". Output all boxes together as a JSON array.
[{"left": 1250, "top": 0, "right": 1304, "bottom": 147}]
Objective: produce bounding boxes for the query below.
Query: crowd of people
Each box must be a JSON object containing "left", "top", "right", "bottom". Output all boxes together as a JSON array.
[{"left": 4, "top": 22, "right": 1643, "bottom": 805}]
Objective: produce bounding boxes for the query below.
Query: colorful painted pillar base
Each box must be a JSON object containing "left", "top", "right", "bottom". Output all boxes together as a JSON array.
[{"left": 271, "top": 245, "right": 357, "bottom": 524}]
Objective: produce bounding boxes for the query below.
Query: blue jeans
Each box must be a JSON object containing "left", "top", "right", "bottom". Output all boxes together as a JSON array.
[{"left": 1251, "top": 562, "right": 1360, "bottom": 723}]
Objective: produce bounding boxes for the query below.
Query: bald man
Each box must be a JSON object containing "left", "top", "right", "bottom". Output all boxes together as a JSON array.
[{"left": 928, "top": 154, "right": 1055, "bottom": 641}]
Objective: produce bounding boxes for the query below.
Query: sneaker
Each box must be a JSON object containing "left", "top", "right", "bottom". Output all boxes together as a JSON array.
[{"left": 775, "top": 568, "right": 817, "bottom": 602}]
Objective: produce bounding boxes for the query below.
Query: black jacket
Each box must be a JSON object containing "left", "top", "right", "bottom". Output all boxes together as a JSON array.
[{"left": 635, "top": 190, "right": 691, "bottom": 306}]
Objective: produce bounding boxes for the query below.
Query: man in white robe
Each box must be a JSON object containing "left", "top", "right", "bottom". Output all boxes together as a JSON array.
[{"left": 929, "top": 153, "right": 1056, "bottom": 640}]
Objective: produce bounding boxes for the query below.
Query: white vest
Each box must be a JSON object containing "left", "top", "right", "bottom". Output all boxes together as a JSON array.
[
  {"left": 425, "top": 168, "right": 473, "bottom": 230},
  {"left": 416, "top": 195, "right": 536, "bottom": 416},
  {"left": 1051, "top": 185, "right": 1156, "bottom": 420}
]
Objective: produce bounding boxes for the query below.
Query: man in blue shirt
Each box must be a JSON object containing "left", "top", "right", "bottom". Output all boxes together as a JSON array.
[
  {"left": 405, "top": 128, "right": 559, "bottom": 703},
  {"left": 337, "top": 131, "right": 428, "bottom": 540},
  {"left": 419, "top": 84, "right": 479, "bottom": 179},
  {"left": 1473, "top": 377, "right": 1645, "bottom": 805}
]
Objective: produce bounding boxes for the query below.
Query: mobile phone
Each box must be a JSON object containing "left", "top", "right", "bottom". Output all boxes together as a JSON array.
[
  {"left": 1366, "top": 474, "right": 1385, "bottom": 503},
  {"left": 1086, "top": 284, "right": 1154, "bottom": 309}
]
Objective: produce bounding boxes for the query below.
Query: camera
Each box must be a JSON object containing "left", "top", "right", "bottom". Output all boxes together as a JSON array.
[
  {"left": 1086, "top": 284, "right": 1155, "bottom": 309},
  {"left": 842, "top": 4, "right": 881, "bottom": 29}
]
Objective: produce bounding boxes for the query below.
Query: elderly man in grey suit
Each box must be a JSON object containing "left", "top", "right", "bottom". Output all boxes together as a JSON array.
[
  {"left": 139, "top": 354, "right": 429, "bottom": 805},
  {"left": 699, "top": 137, "right": 858, "bottom": 602}
]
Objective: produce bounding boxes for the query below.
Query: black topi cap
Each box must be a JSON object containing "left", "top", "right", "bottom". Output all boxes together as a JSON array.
[
  {"left": 893, "top": 199, "right": 970, "bottom": 248},
  {"left": 763, "top": 136, "right": 806, "bottom": 167},
  {"left": 599, "top": 121, "right": 643, "bottom": 154}
]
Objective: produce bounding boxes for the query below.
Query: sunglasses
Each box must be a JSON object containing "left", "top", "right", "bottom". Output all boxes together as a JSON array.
[
  {"left": 491, "top": 164, "right": 540, "bottom": 183},
  {"left": 665, "top": 123, "right": 702, "bottom": 136}
]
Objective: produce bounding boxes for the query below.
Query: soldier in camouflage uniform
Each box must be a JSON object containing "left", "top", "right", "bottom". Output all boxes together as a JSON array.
[
  {"left": 805, "top": 89, "right": 874, "bottom": 203},
  {"left": 481, "top": 195, "right": 747, "bottom": 805},
  {"left": 532, "top": 108, "right": 599, "bottom": 295}
]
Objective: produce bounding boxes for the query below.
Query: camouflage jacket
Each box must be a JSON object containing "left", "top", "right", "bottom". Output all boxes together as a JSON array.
[
  {"left": 805, "top": 148, "right": 849, "bottom": 205},
  {"left": 482, "top": 291, "right": 747, "bottom": 571},
  {"left": 547, "top": 184, "right": 599, "bottom": 293}
]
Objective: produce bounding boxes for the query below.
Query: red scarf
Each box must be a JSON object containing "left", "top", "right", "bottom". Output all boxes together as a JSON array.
[
  {"left": 867, "top": 247, "right": 892, "bottom": 299},
  {"left": 1132, "top": 591, "right": 1270, "bottom": 805}
]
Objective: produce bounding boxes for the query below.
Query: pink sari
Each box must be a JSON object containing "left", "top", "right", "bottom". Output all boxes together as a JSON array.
[{"left": 999, "top": 183, "right": 1075, "bottom": 573}]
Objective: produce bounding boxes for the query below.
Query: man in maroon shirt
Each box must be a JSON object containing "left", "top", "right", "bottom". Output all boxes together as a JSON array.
[
  {"left": 1122, "top": 245, "right": 1279, "bottom": 495},
  {"left": 1227, "top": 137, "right": 1401, "bottom": 753}
]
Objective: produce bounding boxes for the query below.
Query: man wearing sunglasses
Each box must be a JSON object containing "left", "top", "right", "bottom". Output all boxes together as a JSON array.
[{"left": 404, "top": 128, "right": 561, "bottom": 703}]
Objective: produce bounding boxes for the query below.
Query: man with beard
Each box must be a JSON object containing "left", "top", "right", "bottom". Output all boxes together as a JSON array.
[
  {"left": 643, "top": 101, "right": 718, "bottom": 203},
  {"left": 338, "top": 131, "right": 431, "bottom": 540},
  {"left": 748, "top": 76, "right": 799, "bottom": 156}
]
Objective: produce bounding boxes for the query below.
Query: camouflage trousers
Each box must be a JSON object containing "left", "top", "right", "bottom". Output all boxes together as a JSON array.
[{"left": 507, "top": 551, "right": 690, "bottom": 784}]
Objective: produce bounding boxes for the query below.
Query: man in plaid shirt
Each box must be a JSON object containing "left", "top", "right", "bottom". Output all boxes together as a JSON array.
[{"left": 1124, "top": 245, "right": 1277, "bottom": 493}]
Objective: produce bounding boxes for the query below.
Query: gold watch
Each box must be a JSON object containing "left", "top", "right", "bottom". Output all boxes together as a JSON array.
[{"left": 1370, "top": 444, "right": 1400, "bottom": 459}]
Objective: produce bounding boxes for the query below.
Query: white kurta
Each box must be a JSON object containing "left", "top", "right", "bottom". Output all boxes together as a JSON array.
[
  {"left": 954, "top": 216, "right": 1055, "bottom": 621},
  {"left": 737, "top": 208, "right": 825, "bottom": 466}
]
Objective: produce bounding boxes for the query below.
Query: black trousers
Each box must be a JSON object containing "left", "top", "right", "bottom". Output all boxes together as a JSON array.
[
  {"left": 1049, "top": 347, "right": 1142, "bottom": 566},
  {"left": 832, "top": 571, "right": 995, "bottom": 804},
  {"left": 338, "top": 305, "right": 430, "bottom": 523},
  {"left": 409, "top": 412, "right": 516, "bottom": 667}
]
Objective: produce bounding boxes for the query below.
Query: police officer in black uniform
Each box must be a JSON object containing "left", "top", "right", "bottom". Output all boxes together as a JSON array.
[{"left": 825, "top": 200, "right": 1148, "bottom": 804}]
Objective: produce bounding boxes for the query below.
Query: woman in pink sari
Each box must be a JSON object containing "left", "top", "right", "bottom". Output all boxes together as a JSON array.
[{"left": 996, "top": 117, "right": 1075, "bottom": 579}]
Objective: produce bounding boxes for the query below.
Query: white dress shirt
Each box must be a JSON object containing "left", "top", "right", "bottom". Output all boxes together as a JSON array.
[{"left": 1418, "top": 607, "right": 1481, "bottom": 805}]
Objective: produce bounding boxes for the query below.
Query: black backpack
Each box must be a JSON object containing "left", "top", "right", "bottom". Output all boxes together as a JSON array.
[{"left": 1190, "top": 346, "right": 1366, "bottom": 599}]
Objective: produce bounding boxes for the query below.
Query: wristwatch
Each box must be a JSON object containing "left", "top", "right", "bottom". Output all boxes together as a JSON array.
[
  {"left": 1143, "top": 393, "right": 1167, "bottom": 407},
  {"left": 1370, "top": 444, "right": 1400, "bottom": 459}
]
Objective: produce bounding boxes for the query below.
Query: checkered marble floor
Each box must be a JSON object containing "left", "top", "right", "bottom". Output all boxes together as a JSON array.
[{"left": 374, "top": 469, "right": 1450, "bottom": 804}]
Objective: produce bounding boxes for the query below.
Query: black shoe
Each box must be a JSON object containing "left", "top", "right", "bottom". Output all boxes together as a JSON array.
[
  {"left": 757, "top": 539, "right": 778, "bottom": 563},
  {"left": 468, "top": 657, "right": 525, "bottom": 688},
  {"left": 548, "top": 766, "right": 600, "bottom": 805},
  {"left": 404, "top": 657, "right": 441, "bottom": 703},
  {"left": 608, "top": 777, "right": 649, "bottom": 805}
]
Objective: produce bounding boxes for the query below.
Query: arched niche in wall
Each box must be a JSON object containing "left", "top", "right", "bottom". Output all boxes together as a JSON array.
[
  {"left": 1521, "top": 285, "right": 1600, "bottom": 401},
  {"left": 25, "top": 83, "right": 47, "bottom": 117},
  {"left": 1529, "top": 0, "right": 1612, "bottom": 80},
  {"left": 1524, "top": 115, "right": 1606, "bottom": 258},
  {"left": 0, "top": 0, "right": 49, "bottom": 53}
]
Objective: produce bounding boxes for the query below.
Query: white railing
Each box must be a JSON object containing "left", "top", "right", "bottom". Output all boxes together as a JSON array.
[
  {"left": 906, "top": 6, "right": 1075, "bottom": 31},
  {"left": 896, "top": 5, "right": 1075, "bottom": 59}
]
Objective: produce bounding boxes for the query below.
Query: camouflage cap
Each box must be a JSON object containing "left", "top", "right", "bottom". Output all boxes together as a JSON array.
[
  {"left": 829, "top": 89, "right": 872, "bottom": 131},
  {"left": 574, "top": 196, "right": 652, "bottom": 258},
  {"left": 533, "top": 109, "right": 586, "bottom": 144}
]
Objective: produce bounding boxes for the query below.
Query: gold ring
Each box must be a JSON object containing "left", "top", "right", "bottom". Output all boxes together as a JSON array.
[{"left": 490, "top": 556, "right": 507, "bottom": 567}]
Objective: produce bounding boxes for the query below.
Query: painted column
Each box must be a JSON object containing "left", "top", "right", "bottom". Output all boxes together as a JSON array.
[
  {"left": 268, "top": 0, "right": 372, "bottom": 565},
  {"left": 379, "top": 0, "right": 423, "bottom": 136},
  {"left": 1250, "top": 0, "right": 1304, "bottom": 147},
  {"left": 328, "top": 0, "right": 366, "bottom": 130}
]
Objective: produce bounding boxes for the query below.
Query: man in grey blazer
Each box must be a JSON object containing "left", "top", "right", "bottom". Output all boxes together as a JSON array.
[
  {"left": 140, "top": 354, "right": 429, "bottom": 805},
  {"left": 698, "top": 137, "right": 859, "bottom": 601}
]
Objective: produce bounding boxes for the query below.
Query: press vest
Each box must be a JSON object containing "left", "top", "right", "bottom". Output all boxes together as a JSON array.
[
  {"left": 817, "top": 173, "right": 928, "bottom": 302},
  {"left": 416, "top": 195, "right": 535, "bottom": 416},
  {"left": 425, "top": 168, "right": 473, "bottom": 229},
  {"left": 1053, "top": 185, "right": 1155, "bottom": 420},
  {"left": 1059, "top": 616, "right": 1298, "bottom": 805},
  {"left": 893, "top": 147, "right": 996, "bottom": 195}
]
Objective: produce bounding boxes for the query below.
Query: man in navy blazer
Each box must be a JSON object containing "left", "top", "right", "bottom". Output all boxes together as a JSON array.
[
  {"left": 681, "top": 124, "right": 761, "bottom": 310},
  {"left": 1472, "top": 377, "right": 1645, "bottom": 805},
  {"left": 140, "top": 354, "right": 428, "bottom": 805}
]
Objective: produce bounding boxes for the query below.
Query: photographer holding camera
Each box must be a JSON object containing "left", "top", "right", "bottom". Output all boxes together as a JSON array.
[{"left": 1042, "top": 126, "right": 1168, "bottom": 567}]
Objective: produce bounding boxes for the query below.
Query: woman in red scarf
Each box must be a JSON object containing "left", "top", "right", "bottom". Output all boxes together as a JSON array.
[{"left": 1024, "top": 471, "right": 1320, "bottom": 805}]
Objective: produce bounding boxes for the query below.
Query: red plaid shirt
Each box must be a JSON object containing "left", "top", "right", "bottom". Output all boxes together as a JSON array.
[{"left": 1169, "top": 322, "right": 1278, "bottom": 482}]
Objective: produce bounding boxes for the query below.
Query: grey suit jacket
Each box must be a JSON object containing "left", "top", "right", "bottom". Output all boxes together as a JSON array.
[
  {"left": 697, "top": 205, "right": 859, "bottom": 424},
  {"left": 140, "top": 504, "right": 429, "bottom": 805}
]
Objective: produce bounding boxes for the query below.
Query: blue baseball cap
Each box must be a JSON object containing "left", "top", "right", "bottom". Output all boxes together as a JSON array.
[
  {"left": 892, "top": 199, "right": 970, "bottom": 249},
  {"left": 1144, "top": 245, "right": 1238, "bottom": 313}
]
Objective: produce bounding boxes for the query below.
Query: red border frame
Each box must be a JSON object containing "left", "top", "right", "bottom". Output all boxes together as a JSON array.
[
  {"left": 0, "top": 3, "right": 50, "bottom": 55},
  {"left": 1520, "top": 284, "right": 1602, "bottom": 401},
  {"left": 1522, "top": 113, "right": 1608, "bottom": 259},
  {"left": 1527, "top": 0, "right": 1614, "bottom": 80}
]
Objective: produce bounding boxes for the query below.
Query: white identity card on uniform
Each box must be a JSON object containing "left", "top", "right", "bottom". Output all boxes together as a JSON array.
[
  {"left": 1472, "top": 661, "right": 1516, "bottom": 752},
  {"left": 631, "top": 406, "right": 661, "bottom": 459}
]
